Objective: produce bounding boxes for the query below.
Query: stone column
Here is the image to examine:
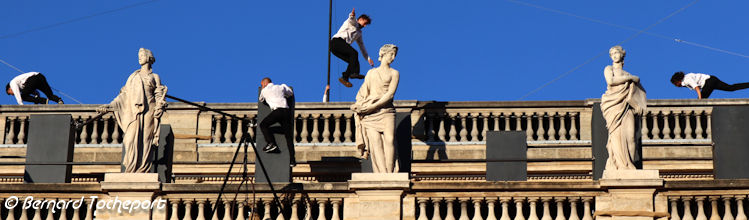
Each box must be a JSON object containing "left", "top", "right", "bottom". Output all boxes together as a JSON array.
[
  {"left": 596, "top": 170, "right": 665, "bottom": 220},
  {"left": 98, "top": 173, "right": 166, "bottom": 220},
  {"left": 347, "top": 173, "right": 410, "bottom": 220}
]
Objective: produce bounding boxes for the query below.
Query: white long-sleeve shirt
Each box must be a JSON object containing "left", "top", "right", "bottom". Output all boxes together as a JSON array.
[
  {"left": 681, "top": 73, "right": 711, "bottom": 90},
  {"left": 8, "top": 72, "right": 40, "bottom": 105},
  {"left": 332, "top": 12, "right": 370, "bottom": 61},
  {"left": 259, "top": 83, "right": 293, "bottom": 110}
]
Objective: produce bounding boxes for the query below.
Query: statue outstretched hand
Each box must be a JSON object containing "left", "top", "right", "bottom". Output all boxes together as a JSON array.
[{"left": 96, "top": 105, "right": 111, "bottom": 114}]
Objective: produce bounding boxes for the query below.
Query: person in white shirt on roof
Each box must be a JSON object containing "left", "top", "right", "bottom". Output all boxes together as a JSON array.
[
  {"left": 330, "top": 7, "right": 373, "bottom": 88},
  {"left": 258, "top": 77, "right": 296, "bottom": 166},
  {"left": 671, "top": 71, "right": 749, "bottom": 99},
  {"left": 5, "top": 72, "right": 63, "bottom": 105}
]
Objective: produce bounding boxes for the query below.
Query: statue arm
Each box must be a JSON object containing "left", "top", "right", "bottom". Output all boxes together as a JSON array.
[
  {"left": 152, "top": 74, "right": 168, "bottom": 118},
  {"left": 605, "top": 66, "right": 638, "bottom": 86}
]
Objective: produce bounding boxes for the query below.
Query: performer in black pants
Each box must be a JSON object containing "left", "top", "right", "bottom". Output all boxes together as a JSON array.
[
  {"left": 5, "top": 72, "right": 63, "bottom": 105},
  {"left": 258, "top": 77, "right": 296, "bottom": 166},
  {"left": 330, "top": 7, "right": 373, "bottom": 88},
  {"left": 671, "top": 71, "right": 749, "bottom": 99}
]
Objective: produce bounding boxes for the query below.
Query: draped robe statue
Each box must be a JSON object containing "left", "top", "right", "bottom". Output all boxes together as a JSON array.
[
  {"left": 98, "top": 48, "right": 168, "bottom": 173},
  {"left": 601, "top": 46, "right": 646, "bottom": 170},
  {"left": 351, "top": 44, "right": 400, "bottom": 173}
]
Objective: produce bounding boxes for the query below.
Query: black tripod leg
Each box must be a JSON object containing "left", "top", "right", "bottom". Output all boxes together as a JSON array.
[{"left": 211, "top": 132, "right": 246, "bottom": 218}]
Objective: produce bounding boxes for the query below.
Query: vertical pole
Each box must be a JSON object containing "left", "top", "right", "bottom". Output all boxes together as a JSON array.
[{"left": 326, "top": 0, "right": 332, "bottom": 102}]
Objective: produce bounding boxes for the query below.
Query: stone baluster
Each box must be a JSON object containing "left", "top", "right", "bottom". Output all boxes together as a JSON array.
[
  {"left": 197, "top": 200, "right": 207, "bottom": 220},
  {"left": 101, "top": 119, "right": 111, "bottom": 144},
  {"left": 77, "top": 117, "right": 88, "bottom": 144},
  {"left": 303, "top": 199, "right": 312, "bottom": 220},
  {"left": 500, "top": 198, "right": 511, "bottom": 220},
  {"left": 61, "top": 201, "right": 70, "bottom": 220},
  {"left": 674, "top": 112, "right": 683, "bottom": 139},
  {"left": 706, "top": 112, "right": 712, "bottom": 139},
  {"left": 7, "top": 203, "right": 16, "bottom": 220},
  {"left": 433, "top": 198, "right": 444, "bottom": 220},
  {"left": 90, "top": 118, "right": 100, "bottom": 144},
  {"left": 169, "top": 200, "right": 180, "bottom": 220},
  {"left": 684, "top": 111, "right": 694, "bottom": 139},
  {"left": 554, "top": 197, "right": 565, "bottom": 220},
  {"left": 448, "top": 114, "right": 458, "bottom": 142},
  {"left": 45, "top": 199, "right": 54, "bottom": 220},
  {"left": 213, "top": 116, "right": 222, "bottom": 143},
  {"left": 438, "top": 114, "right": 447, "bottom": 141},
  {"left": 709, "top": 197, "right": 720, "bottom": 220},
  {"left": 248, "top": 115, "right": 256, "bottom": 141},
  {"left": 316, "top": 200, "right": 327, "bottom": 220},
  {"left": 17, "top": 117, "right": 27, "bottom": 144},
  {"left": 332, "top": 115, "right": 342, "bottom": 143},
  {"left": 289, "top": 199, "right": 300, "bottom": 220},
  {"left": 470, "top": 114, "right": 479, "bottom": 142},
  {"left": 663, "top": 112, "right": 673, "bottom": 139},
  {"left": 19, "top": 206, "right": 28, "bottom": 220},
  {"left": 670, "top": 198, "right": 681, "bottom": 220},
  {"left": 211, "top": 200, "right": 222, "bottom": 220},
  {"left": 220, "top": 117, "right": 230, "bottom": 143},
  {"left": 32, "top": 199, "right": 43, "bottom": 220},
  {"left": 505, "top": 114, "right": 512, "bottom": 132},
  {"left": 459, "top": 114, "right": 468, "bottom": 142},
  {"left": 568, "top": 198, "right": 580, "bottom": 220},
  {"left": 559, "top": 113, "right": 568, "bottom": 140},
  {"left": 185, "top": 200, "right": 194, "bottom": 220},
  {"left": 642, "top": 113, "right": 650, "bottom": 140},
  {"left": 330, "top": 200, "right": 341, "bottom": 220},
  {"left": 736, "top": 196, "right": 747, "bottom": 220},
  {"left": 695, "top": 112, "right": 704, "bottom": 139},
  {"left": 301, "top": 115, "right": 310, "bottom": 143},
  {"left": 513, "top": 114, "right": 522, "bottom": 132},
  {"left": 237, "top": 201, "right": 246, "bottom": 220},
  {"left": 472, "top": 199, "right": 484, "bottom": 220},
  {"left": 458, "top": 198, "right": 470, "bottom": 220},
  {"left": 310, "top": 115, "right": 320, "bottom": 143},
  {"left": 263, "top": 201, "right": 272, "bottom": 220},
  {"left": 683, "top": 197, "right": 695, "bottom": 220},
  {"left": 494, "top": 114, "right": 501, "bottom": 131},
  {"left": 486, "top": 199, "right": 498, "bottom": 220},
  {"left": 528, "top": 198, "right": 539, "bottom": 220},
  {"left": 222, "top": 201, "right": 233, "bottom": 220},
  {"left": 322, "top": 115, "right": 331, "bottom": 143},
  {"left": 723, "top": 197, "right": 734, "bottom": 220},
  {"left": 112, "top": 124, "right": 122, "bottom": 144},
  {"left": 84, "top": 200, "right": 94, "bottom": 220},
  {"left": 482, "top": 114, "right": 490, "bottom": 140},
  {"left": 275, "top": 203, "right": 284, "bottom": 220},
  {"left": 234, "top": 119, "right": 244, "bottom": 143},
  {"left": 5, "top": 117, "right": 15, "bottom": 144},
  {"left": 417, "top": 199, "right": 429, "bottom": 220},
  {"left": 344, "top": 114, "right": 353, "bottom": 142},
  {"left": 581, "top": 198, "right": 592, "bottom": 220},
  {"left": 569, "top": 113, "right": 578, "bottom": 140},
  {"left": 652, "top": 112, "right": 662, "bottom": 140},
  {"left": 513, "top": 198, "right": 525, "bottom": 220},
  {"left": 548, "top": 113, "right": 557, "bottom": 141},
  {"left": 525, "top": 113, "right": 534, "bottom": 141},
  {"left": 446, "top": 199, "right": 457, "bottom": 220},
  {"left": 540, "top": 198, "right": 551, "bottom": 220},
  {"left": 696, "top": 197, "right": 707, "bottom": 220}
]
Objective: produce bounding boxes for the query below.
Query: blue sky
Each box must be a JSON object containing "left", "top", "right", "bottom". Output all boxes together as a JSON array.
[{"left": 2, "top": 1, "right": 749, "bottom": 105}]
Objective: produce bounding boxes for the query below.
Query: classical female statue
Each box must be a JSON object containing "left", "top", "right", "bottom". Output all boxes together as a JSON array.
[
  {"left": 351, "top": 44, "right": 400, "bottom": 173},
  {"left": 98, "top": 48, "right": 168, "bottom": 173},
  {"left": 601, "top": 45, "right": 646, "bottom": 170}
]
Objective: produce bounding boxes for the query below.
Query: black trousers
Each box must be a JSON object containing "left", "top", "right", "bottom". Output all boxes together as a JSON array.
[
  {"left": 330, "top": 37, "right": 359, "bottom": 79},
  {"left": 21, "top": 74, "right": 59, "bottom": 104},
  {"left": 701, "top": 76, "right": 749, "bottom": 98},
  {"left": 259, "top": 108, "right": 295, "bottom": 158}
]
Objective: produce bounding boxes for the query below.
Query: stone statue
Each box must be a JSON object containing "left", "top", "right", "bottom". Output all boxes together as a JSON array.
[
  {"left": 351, "top": 44, "right": 400, "bottom": 173},
  {"left": 601, "top": 45, "right": 646, "bottom": 170},
  {"left": 98, "top": 48, "right": 168, "bottom": 173}
]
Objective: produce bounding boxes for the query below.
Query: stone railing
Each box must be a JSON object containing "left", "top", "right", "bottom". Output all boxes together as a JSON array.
[
  {"left": 413, "top": 195, "right": 596, "bottom": 220},
  {"left": 661, "top": 180, "right": 749, "bottom": 220},
  {"left": 162, "top": 193, "right": 344, "bottom": 220}
]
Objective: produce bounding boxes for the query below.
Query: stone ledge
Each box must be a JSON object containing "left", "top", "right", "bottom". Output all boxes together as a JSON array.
[
  {"left": 600, "top": 170, "right": 663, "bottom": 187},
  {"left": 349, "top": 173, "right": 410, "bottom": 190}
]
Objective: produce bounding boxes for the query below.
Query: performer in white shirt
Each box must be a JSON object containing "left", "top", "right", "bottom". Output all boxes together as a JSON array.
[
  {"left": 671, "top": 71, "right": 749, "bottom": 99},
  {"left": 258, "top": 77, "right": 296, "bottom": 166},
  {"left": 330, "top": 8, "right": 373, "bottom": 88},
  {"left": 5, "top": 72, "right": 63, "bottom": 105}
]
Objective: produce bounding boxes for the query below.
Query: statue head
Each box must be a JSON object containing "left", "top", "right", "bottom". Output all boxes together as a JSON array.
[
  {"left": 609, "top": 45, "right": 625, "bottom": 63},
  {"left": 138, "top": 48, "right": 156, "bottom": 66},
  {"left": 261, "top": 77, "right": 272, "bottom": 89},
  {"left": 378, "top": 44, "right": 398, "bottom": 65}
]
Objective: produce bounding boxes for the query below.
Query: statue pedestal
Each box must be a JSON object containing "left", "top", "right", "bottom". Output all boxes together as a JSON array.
[
  {"left": 98, "top": 173, "right": 166, "bottom": 220},
  {"left": 345, "top": 173, "right": 410, "bottom": 220},
  {"left": 596, "top": 170, "right": 667, "bottom": 220}
]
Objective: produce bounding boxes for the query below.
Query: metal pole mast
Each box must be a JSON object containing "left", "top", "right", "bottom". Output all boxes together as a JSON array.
[{"left": 326, "top": 0, "right": 332, "bottom": 102}]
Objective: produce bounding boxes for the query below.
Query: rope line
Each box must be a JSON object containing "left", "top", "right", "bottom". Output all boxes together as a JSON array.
[
  {"left": 0, "top": 0, "right": 158, "bottom": 39},
  {"left": 517, "top": 0, "right": 701, "bottom": 100}
]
